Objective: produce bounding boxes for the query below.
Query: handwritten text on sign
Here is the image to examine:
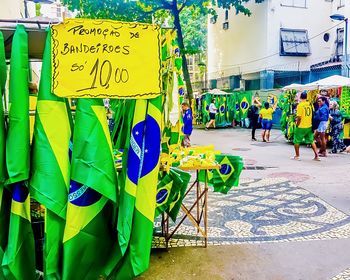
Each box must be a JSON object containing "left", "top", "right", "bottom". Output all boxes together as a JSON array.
[{"left": 51, "top": 19, "right": 162, "bottom": 98}]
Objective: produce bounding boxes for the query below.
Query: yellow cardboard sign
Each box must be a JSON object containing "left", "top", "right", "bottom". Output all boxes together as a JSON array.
[{"left": 51, "top": 19, "right": 162, "bottom": 98}]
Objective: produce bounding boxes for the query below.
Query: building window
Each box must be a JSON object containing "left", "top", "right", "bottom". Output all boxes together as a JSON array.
[
  {"left": 281, "top": 0, "right": 307, "bottom": 8},
  {"left": 338, "top": 0, "right": 345, "bottom": 8},
  {"left": 225, "top": 10, "right": 229, "bottom": 21},
  {"left": 335, "top": 28, "right": 344, "bottom": 59},
  {"left": 280, "top": 28, "right": 311, "bottom": 56}
]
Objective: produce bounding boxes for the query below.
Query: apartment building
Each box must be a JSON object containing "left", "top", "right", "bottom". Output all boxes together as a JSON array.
[{"left": 208, "top": 0, "right": 350, "bottom": 90}]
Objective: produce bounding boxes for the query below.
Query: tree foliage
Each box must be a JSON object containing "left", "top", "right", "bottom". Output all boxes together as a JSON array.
[{"left": 62, "top": 0, "right": 265, "bottom": 100}]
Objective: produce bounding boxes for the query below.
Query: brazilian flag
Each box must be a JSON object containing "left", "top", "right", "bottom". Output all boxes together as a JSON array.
[
  {"left": 216, "top": 96, "right": 227, "bottom": 127},
  {"left": 226, "top": 94, "right": 236, "bottom": 123},
  {"left": 116, "top": 96, "right": 162, "bottom": 279},
  {"left": 0, "top": 30, "right": 10, "bottom": 278},
  {"left": 155, "top": 172, "right": 173, "bottom": 218},
  {"left": 30, "top": 29, "right": 71, "bottom": 278},
  {"left": 2, "top": 24, "right": 36, "bottom": 280},
  {"left": 211, "top": 155, "right": 244, "bottom": 194},
  {"left": 239, "top": 91, "right": 253, "bottom": 120},
  {"left": 167, "top": 168, "right": 191, "bottom": 222},
  {"left": 117, "top": 99, "right": 147, "bottom": 255},
  {"left": 155, "top": 168, "right": 191, "bottom": 221},
  {"left": 199, "top": 154, "right": 244, "bottom": 194},
  {"left": 201, "top": 93, "right": 211, "bottom": 125},
  {"left": 62, "top": 99, "right": 121, "bottom": 279}
]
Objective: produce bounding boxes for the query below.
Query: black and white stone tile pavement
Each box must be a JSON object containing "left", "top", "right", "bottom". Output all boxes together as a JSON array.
[{"left": 153, "top": 177, "right": 350, "bottom": 247}]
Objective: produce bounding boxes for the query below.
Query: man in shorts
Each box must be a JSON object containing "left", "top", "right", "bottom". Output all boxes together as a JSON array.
[{"left": 291, "top": 92, "right": 320, "bottom": 161}]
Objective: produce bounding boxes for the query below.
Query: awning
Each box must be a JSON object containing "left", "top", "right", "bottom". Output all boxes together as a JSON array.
[{"left": 0, "top": 17, "right": 60, "bottom": 60}]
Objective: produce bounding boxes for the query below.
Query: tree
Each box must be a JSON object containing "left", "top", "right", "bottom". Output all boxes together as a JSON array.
[{"left": 62, "top": 0, "right": 265, "bottom": 102}]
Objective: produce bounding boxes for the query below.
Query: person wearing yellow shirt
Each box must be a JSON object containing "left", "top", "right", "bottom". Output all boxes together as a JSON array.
[
  {"left": 259, "top": 102, "right": 275, "bottom": 142},
  {"left": 291, "top": 92, "right": 320, "bottom": 161}
]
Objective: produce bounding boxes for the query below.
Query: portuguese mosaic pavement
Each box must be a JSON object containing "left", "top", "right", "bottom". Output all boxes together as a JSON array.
[{"left": 153, "top": 177, "right": 350, "bottom": 247}]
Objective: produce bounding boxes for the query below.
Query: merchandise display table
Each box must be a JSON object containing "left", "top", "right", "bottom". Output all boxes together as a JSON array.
[{"left": 161, "top": 165, "right": 220, "bottom": 248}]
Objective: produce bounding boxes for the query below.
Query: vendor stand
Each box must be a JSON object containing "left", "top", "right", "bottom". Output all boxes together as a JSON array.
[{"left": 281, "top": 75, "right": 350, "bottom": 143}]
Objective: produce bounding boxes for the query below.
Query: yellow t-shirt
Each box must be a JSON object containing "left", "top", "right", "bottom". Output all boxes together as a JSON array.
[
  {"left": 259, "top": 108, "right": 274, "bottom": 120},
  {"left": 296, "top": 101, "right": 312, "bottom": 128}
]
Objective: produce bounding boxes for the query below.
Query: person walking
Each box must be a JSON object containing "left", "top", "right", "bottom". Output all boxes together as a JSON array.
[
  {"left": 329, "top": 100, "right": 347, "bottom": 153},
  {"left": 248, "top": 104, "right": 260, "bottom": 141},
  {"left": 291, "top": 92, "right": 320, "bottom": 161},
  {"left": 205, "top": 99, "right": 217, "bottom": 130},
  {"left": 259, "top": 102, "right": 275, "bottom": 142},
  {"left": 314, "top": 96, "right": 330, "bottom": 157},
  {"left": 181, "top": 101, "right": 193, "bottom": 147}
]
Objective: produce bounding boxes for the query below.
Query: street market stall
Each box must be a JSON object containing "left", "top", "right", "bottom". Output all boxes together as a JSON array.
[
  {"left": 0, "top": 19, "right": 244, "bottom": 280},
  {"left": 280, "top": 75, "right": 350, "bottom": 142}
]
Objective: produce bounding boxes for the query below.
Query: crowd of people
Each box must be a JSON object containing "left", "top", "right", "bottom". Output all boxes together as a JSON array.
[
  {"left": 283, "top": 92, "right": 348, "bottom": 160},
  {"left": 182, "top": 92, "right": 350, "bottom": 157}
]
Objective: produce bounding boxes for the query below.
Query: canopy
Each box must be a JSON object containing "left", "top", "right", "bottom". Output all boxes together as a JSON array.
[
  {"left": 305, "top": 75, "right": 350, "bottom": 89},
  {"left": 206, "top": 88, "right": 231, "bottom": 95},
  {"left": 283, "top": 75, "right": 350, "bottom": 91},
  {"left": 282, "top": 83, "right": 307, "bottom": 91}
]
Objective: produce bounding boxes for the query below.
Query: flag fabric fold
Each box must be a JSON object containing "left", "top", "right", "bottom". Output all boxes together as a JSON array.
[
  {"left": 117, "top": 99, "right": 147, "bottom": 255},
  {"left": 62, "top": 98, "right": 121, "bottom": 279},
  {"left": 116, "top": 96, "right": 162, "bottom": 279},
  {"left": 30, "top": 28, "right": 71, "bottom": 279},
  {"left": 155, "top": 167, "right": 191, "bottom": 222},
  {"left": 2, "top": 24, "right": 36, "bottom": 280},
  {"left": 0, "top": 30, "right": 10, "bottom": 279}
]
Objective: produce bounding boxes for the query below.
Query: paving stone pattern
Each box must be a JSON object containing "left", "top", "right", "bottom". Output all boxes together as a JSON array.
[
  {"left": 331, "top": 268, "right": 350, "bottom": 280},
  {"left": 153, "top": 177, "right": 350, "bottom": 248}
]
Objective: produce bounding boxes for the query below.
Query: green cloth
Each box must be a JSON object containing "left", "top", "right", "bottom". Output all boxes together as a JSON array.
[
  {"left": 155, "top": 168, "right": 191, "bottom": 222},
  {"left": 62, "top": 98, "right": 121, "bottom": 279},
  {"left": 2, "top": 24, "right": 36, "bottom": 280},
  {"left": 199, "top": 154, "right": 244, "bottom": 194},
  {"left": 115, "top": 96, "right": 162, "bottom": 279},
  {"left": 238, "top": 91, "right": 253, "bottom": 120},
  {"left": 0, "top": 30, "right": 10, "bottom": 279},
  {"left": 30, "top": 29, "right": 71, "bottom": 278},
  {"left": 117, "top": 99, "right": 147, "bottom": 255}
]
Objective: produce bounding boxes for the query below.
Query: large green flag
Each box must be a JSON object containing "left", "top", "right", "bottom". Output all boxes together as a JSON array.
[
  {"left": 2, "top": 24, "right": 36, "bottom": 280},
  {"left": 202, "top": 93, "right": 211, "bottom": 125},
  {"left": 0, "top": 30, "right": 10, "bottom": 278},
  {"left": 199, "top": 154, "right": 244, "bottom": 194},
  {"left": 62, "top": 98, "right": 121, "bottom": 279},
  {"left": 211, "top": 154, "right": 244, "bottom": 194},
  {"left": 30, "top": 29, "right": 71, "bottom": 279},
  {"left": 238, "top": 91, "right": 253, "bottom": 120},
  {"left": 117, "top": 99, "right": 147, "bottom": 255},
  {"left": 216, "top": 95, "right": 228, "bottom": 127},
  {"left": 116, "top": 96, "right": 162, "bottom": 279}
]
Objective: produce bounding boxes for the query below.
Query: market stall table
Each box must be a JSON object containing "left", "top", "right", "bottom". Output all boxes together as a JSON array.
[{"left": 161, "top": 165, "right": 220, "bottom": 248}]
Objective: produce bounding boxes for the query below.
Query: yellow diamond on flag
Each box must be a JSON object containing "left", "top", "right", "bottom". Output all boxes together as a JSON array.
[
  {"left": 240, "top": 96, "right": 250, "bottom": 115},
  {"left": 218, "top": 156, "right": 235, "bottom": 183}
]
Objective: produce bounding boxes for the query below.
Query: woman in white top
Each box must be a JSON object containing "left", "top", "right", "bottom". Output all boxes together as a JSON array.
[{"left": 205, "top": 100, "right": 217, "bottom": 130}]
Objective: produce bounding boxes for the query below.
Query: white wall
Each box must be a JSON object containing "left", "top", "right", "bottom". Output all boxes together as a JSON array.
[
  {"left": 208, "top": 0, "right": 350, "bottom": 80},
  {"left": 267, "top": 0, "right": 333, "bottom": 71},
  {"left": 0, "top": 0, "right": 24, "bottom": 19},
  {"left": 208, "top": 1, "right": 268, "bottom": 79}
]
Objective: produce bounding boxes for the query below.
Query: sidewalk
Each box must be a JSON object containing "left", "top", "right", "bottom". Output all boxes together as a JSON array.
[{"left": 140, "top": 128, "right": 350, "bottom": 280}]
